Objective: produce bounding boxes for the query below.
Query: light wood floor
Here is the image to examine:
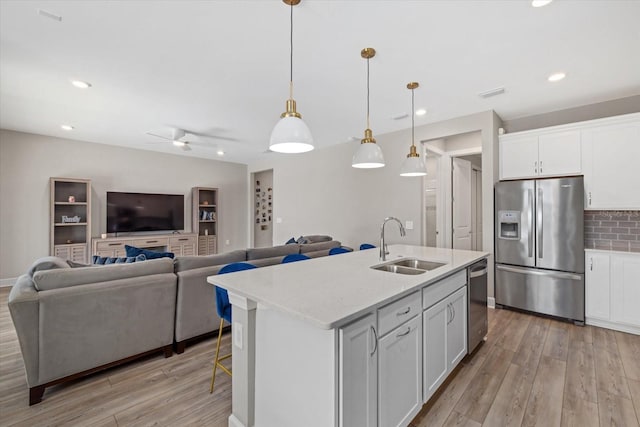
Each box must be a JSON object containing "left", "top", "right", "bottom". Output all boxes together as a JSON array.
[{"left": 1, "top": 286, "right": 639, "bottom": 427}]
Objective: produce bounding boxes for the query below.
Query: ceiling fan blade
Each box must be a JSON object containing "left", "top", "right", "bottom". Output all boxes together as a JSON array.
[{"left": 145, "top": 132, "right": 172, "bottom": 141}]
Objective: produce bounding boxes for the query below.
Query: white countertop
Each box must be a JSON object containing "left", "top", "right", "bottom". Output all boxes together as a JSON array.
[{"left": 207, "top": 245, "right": 489, "bottom": 330}]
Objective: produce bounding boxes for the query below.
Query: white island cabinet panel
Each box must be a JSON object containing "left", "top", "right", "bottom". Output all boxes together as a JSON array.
[
  {"left": 422, "top": 296, "right": 448, "bottom": 401},
  {"left": 378, "top": 315, "right": 422, "bottom": 427},
  {"left": 339, "top": 313, "right": 377, "bottom": 427},
  {"left": 585, "top": 252, "right": 611, "bottom": 321},
  {"left": 447, "top": 286, "right": 468, "bottom": 370}
]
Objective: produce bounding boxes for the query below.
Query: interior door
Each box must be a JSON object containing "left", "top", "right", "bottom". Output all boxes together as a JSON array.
[{"left": 452, "top": 158, "right": 472, "bottom": 250}]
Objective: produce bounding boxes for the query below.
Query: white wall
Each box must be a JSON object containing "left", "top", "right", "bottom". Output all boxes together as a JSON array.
[
  {"left": 249, "top": 110, "right": 501, "bottom": 297},
  {"left": 0, "top": 130, "right": 248, "bottom": 281}
]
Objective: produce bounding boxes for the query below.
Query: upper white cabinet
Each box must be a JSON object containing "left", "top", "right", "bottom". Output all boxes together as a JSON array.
[
  {"left": 581, "top": 116, "right": 640, "bottom": 209},
  {"left": 499, "top": 130, "right": 581, "bottom": 180}
]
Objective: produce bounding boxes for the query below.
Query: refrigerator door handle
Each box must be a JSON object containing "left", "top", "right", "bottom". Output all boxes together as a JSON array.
[
  {"left": 537, "top": 187, "right": 543, "bottom": 259},
  {"left": 528, "top": 189, "right": 533, "bottom": 258},
  {"left": 496, "top": 264, "right": 582, "bottom": 281}
]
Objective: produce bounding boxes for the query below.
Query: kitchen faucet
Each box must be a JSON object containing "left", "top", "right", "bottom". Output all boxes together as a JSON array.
[{"left": 380, "top": 217, "right": 406, "bottom": 261}]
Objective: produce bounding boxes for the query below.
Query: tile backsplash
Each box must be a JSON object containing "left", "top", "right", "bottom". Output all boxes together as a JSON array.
[{"left": 585, "top": 211, "right": 640, "bottom": 252}]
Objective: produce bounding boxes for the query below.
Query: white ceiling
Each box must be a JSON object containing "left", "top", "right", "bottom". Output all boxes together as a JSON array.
[{"left": 1, "top": 0, "right": 639, "bottom": 164}]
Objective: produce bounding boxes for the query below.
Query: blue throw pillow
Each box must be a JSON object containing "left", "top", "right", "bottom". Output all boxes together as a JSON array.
[
  {"left": 285, "top": 237, "right": 296, "bottom": 245},
  {"left": 125, "top": 245, "right": 175, "bottom": 260},
  {"left": 92, "top": 254, "right": 147, "bottom": 265}
]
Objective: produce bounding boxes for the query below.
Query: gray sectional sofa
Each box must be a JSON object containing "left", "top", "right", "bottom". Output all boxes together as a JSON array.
[{"left": 8, "top": 239, "right": 341, "bottom": 404}]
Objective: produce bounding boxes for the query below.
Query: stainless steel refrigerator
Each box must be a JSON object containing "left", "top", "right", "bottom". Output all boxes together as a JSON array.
[{"left": 495, "top": 176, "right": 584, "bottom": 324}]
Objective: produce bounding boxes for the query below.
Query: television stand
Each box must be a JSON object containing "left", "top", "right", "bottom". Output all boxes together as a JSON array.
[{"left": 92, "top": 233, "right": 197, "bottom": 258}]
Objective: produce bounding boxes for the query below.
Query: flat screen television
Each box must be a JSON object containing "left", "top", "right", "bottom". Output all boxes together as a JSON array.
[{"left": 106, "top": 192, "right": 184, "bottom": 233}]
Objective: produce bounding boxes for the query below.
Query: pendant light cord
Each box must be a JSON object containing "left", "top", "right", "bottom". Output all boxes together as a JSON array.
[
  {"left": 366, "top": 57, "right": 370, "bottom": 129},
  {"left": 411, "top": 87, "right": 415, "bottom": 147},
  {"left": 289, "top": 2, "right": 294, "bottom": 99}
]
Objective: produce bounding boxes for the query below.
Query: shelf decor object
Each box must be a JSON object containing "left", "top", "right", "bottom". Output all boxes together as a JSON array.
[
  {"left": 352, "top": 47, "right": 385, "bottom": 169},
  {"left": 269, "top": 0, "right": 314, "bottom": 154},
  {"left": 50, "top": 177, "right": 91, "bottom": 263},
  {"left": 400, "top": 82, "right": 427, "bottom": 177},
  {"left": 192, "top": 187, "right": 218, "bottom": 255}
]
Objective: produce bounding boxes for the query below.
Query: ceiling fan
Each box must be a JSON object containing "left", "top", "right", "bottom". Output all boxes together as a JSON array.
[{"left": 145, "top": 128, "right": 193, "bottom": 151}]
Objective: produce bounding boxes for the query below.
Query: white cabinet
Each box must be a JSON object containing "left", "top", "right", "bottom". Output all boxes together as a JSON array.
[
  {"left": 499, "top": 130, "right": 580, "bottom": 180},
  {"left": 378, "top": 315, "right": 422, "bottom": 427},
  {"left": 339, "top": 313, "right": 377, "bottom": 427},
  {"left": 585, "top": 252, "right": 610, "bottom": 321},
  {"left": 581, "top": 118, "right": 640, "bottom": 209},
  {"left": 611, "top": 253, "right": 640, "bottom": 327},
  {"left": 423, "top": 285, "right": 467, "bottom": 402},
  {"left": 585, "top": 251, "right": 640, "bottom": 334}
]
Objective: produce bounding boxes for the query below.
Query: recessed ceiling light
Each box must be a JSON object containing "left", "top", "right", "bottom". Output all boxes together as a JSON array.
[
  {"left": 172, "top": 140, "right": 186, "bottom": 147},
  {"left": 548, "top": 72, "right": 566, "bottom": 82},
  {"left": 531, "top": 0, "right": 553, "bottom": 7},
  {"left": 415, "top": 109, "right": 427, "bottom": 116},
  {"left": 217, "top": 150, "right": 225, "bottom": 156},
  {"left": 60, "top": 124, "right": 74, "bottom": 131},
  {"left": 71, "top": 80, "right": 92, "bottom": 89}
]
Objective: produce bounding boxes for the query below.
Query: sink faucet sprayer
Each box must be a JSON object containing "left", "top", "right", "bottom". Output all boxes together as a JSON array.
[{"left": 380, "top": 217, "right": 406, "bottom": 261}]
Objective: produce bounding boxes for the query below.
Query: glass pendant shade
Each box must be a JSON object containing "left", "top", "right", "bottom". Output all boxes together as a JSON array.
[
  {"left": 352, "top": 141, "right": 385, "bottom": 168},
  {"left": 400, "top": 155, "right": 427, "bottom": 176},
  {"left": 269, "top": 116, "right": 314, "bottom": 153}
]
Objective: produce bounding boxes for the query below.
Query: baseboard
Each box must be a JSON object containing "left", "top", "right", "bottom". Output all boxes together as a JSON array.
[
  {"left": 487, "top": 297, "right": 495, "bottom": 309},
  {"left": 586, "top": 318, "right": 640, "bottom": 335},
  {"left": 0, "top": 277, "right": 16, "bottom": 288},
  {"left": 228, "top": 414, "right": 247, "bottom": 427}
]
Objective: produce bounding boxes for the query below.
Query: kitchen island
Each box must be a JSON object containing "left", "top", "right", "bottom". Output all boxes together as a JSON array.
[{"left": 208, "top": 245, "right": 488, "bottom": 427}]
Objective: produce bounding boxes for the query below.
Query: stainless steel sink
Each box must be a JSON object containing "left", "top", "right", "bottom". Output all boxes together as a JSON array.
[
  {"left": 391, "top": 259, "right": 446, "bottom": 271},
  {"left": 371, "top": 258, "right": 447, "bottom": 275},
  {"left": 371, "top": 264, "right": 427, "bottom": 275}
]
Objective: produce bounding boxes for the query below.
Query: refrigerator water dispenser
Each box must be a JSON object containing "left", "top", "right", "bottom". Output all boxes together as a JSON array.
[{"left": 498, "top": 210, "right": 520, "bottom": 240}]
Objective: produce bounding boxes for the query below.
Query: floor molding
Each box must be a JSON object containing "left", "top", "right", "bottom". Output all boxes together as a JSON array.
[{"left": 0, "top": 277, "right": 16, "bottom": 288}]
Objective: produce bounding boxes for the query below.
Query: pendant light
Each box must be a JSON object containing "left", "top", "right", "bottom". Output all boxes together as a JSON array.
[
  {"left": 399, "top": 82, "right": 427, "bottom": 177},
  {"left": 269, "top": 0, "right": 314, "bottom": 154},
  {"left": 352, "top": 48, "right": 385, "bottom": 169}
]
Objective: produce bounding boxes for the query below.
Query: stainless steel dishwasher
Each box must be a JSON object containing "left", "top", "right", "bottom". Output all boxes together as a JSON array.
[{"left": 468, "top": 259, "right": 488, "bottom": 354}]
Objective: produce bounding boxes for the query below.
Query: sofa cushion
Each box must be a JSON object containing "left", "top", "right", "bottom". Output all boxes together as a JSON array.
[
  {"left": 299, "top": 240, "right": 341, "bottom": 254},
  {"left": 32, "top": 258, "right": 175, "bottom": 291},
  {"left": 92, "top": 254, "right": 147, "bottom": 265},
  {"left": 125, "top": 245, "right": 175, "bottom": 260},
  {"left": 246, "top": 244, "right": 299, "bottom": 261},
  {"left": 302, "top": 235, "right": 333, "bottom": 243},
  {"left": 174, "top": 250, "right": 247, "bottom": 272},
  {"left": 27, "top": 257, "right": 71, "bottom": 277}
]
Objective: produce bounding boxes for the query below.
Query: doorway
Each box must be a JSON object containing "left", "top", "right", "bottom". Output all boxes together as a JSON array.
[
  {"left": 252, "top": 169, "right": 273, "bottom": 248},
  {"left": 422, "top": 131, "right": 482, "bottom": 250}
]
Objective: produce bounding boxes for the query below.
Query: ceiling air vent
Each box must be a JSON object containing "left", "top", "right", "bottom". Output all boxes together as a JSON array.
[{"left": 478, "top": 87, "right": 505, "bottom": 98}]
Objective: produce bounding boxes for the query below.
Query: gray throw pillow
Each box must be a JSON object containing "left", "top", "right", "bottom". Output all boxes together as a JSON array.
[{"left": 302, "top": 235, "right": 333, "bottom": 243}]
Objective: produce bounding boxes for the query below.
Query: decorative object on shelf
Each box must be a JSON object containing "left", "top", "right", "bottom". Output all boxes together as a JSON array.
[
  {"left": 269, "top": 0, "right": 314, "bottom": 154},
  {"left": 352, "top": 47, "right": 385, "bottom": 169},
  {"left": 101, "top": 233, "right": 108, "bottom": 239},
  {"left": 202, "top": 200, "right": 209, "bottom": 205},
  {"left": 61, "top": 215, "right": 81, "bottom": 223},
  {"left": 68, "top": 195, "right": 75, "bottom": 203},
  {"left": 400, "top": 82, "right": 427, "bottom": 177},
  {"left": 66, "top": 239, "right": 73, "bottom": 244}
]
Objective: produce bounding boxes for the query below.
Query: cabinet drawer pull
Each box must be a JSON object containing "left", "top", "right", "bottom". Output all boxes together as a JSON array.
[
  {"left": 396, "top": 307, "right": 411, "bottom": 316},
  {"left": 108, "top": 243, "right": 121, "bottom": 246},
  {"left": 145, "top": 240, "right": 158, "bottom": 244},
  {"left": 178, "top": 238, "right": 188, "bottom": 241},
  {"left": 396, "top": 326, "right": 411, "bottom": 338}
]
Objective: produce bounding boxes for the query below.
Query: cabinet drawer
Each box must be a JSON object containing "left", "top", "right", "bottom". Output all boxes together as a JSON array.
[
  {"left": 169, "top": 235, "right": 196, "bottom": 245},
  {"left": 378, "top": 291, "right": 421, "bottom": 337},
  {"left": 130, "top": 237, "right": 169, "bottom": 248},
  {"left": 95, "top": 241, "right": 126, "bottom": 251},
  {"left": 423, "top": 270, "right": 467, "bottom": 310}
]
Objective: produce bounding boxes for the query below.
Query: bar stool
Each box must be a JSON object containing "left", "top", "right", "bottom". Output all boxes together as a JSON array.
[
  {"left": 210, "top": 262, "right": 257, "bottom": 393},
  {"left": 282, "top": 253, "right": 311, "bottom": 263},
  {"left": 329, "top": 247, "right": 352, "bottom": 255},
  {"left": 360, "top": 243, "right": 376, "bottom": 250}
]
